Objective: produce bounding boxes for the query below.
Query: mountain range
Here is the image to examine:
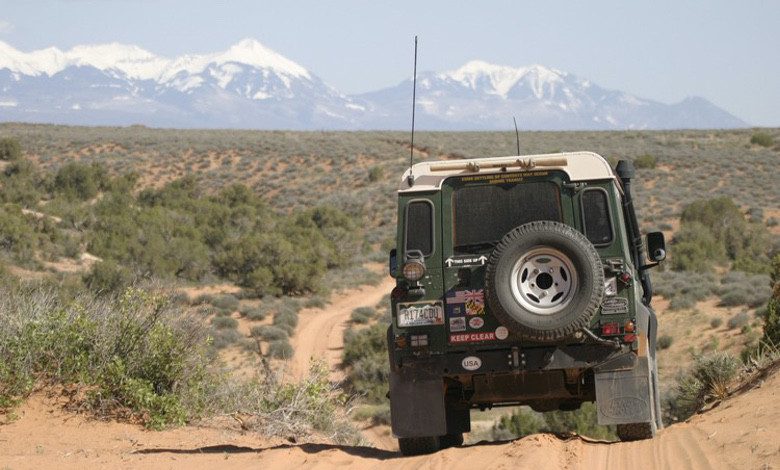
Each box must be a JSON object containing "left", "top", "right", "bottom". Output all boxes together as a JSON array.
[{"left": 0, "top": 39, "right": 747, "bottom": 130}]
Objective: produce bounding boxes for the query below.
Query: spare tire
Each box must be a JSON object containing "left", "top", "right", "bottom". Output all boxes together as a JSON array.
[{"left": 485, "top": 221, "right": 604, "bottom": 341}]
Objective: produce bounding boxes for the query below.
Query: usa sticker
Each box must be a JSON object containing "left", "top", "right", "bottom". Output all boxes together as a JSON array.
[
  {"left": 450, "top": 332, "right": 496, "bottom": 343},
  {"left": 461, "top": 356, "right": 482, "bottom": 371},
  {"left": 495, "top": 326, "right": 509, "bottom": 340},
  {"left": 468, "top": 316, "right": 484, "bottom": 329},
  {"left": 449, "top": 316, "right": 466, "bottom": 332}
]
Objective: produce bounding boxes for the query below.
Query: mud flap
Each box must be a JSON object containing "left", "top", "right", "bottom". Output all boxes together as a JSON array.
[
  {"left": 389, "top": 368, "right": 447, "bottom": 438},
  {"left": 594, "top": 356, "right": 653, "bottom": 426}
]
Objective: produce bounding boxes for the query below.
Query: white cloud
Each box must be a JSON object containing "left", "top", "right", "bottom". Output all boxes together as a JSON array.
[{"left": 0, "top": 20, "right": 13, "bottom": 34}]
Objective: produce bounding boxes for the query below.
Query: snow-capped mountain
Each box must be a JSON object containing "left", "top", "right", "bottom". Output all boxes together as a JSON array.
[
  {"left": 358, "top": 61, "right": 746, "bottom": 130},
  {"left": 0, "top": 40, "right": 746, "bottom": 130}
]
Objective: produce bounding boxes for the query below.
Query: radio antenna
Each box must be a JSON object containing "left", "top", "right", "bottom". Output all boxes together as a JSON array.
[
  {"left": 407, "top": 36, "right": 419, "bottom": 187},
  {"left": 513, "top": 116, "right": 520, "bottom": 155}
]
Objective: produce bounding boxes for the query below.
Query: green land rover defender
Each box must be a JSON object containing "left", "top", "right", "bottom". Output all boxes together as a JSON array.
[{"left": 387, "top": 152, "right": 667, "bottom": 455}]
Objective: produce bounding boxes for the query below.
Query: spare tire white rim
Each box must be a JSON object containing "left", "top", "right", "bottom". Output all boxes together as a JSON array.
[{"left": 509, "top": 246, "right": 578, "bottom": 315}]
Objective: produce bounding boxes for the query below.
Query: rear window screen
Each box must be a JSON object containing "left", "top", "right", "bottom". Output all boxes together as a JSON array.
[
  {"left": 453, "top": 182, "right": 561, "bottom": 249},
  {"left": 582, "top": 189, "right": 613, "bottom": 245},
  {"left": 406, "top": 201, "right": 433, "bottom": 256}
]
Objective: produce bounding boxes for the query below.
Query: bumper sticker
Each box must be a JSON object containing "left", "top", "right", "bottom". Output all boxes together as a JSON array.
[
  {"left": 468, "top": 316, "right": 484, "bottom": 329},
  {"left": 450, "top": 332, "right": 496, "bottom": 343},
  {"left": 449, "top": 316, "right": 466, "bottom": 332}
]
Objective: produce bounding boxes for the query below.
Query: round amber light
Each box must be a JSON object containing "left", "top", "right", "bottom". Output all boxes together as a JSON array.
[{"left": 402, "top": 261, "right": 426, "bottom": 281}]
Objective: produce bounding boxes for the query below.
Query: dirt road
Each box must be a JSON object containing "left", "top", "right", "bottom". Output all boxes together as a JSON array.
[
  {"left": 288, "top": 277, "right": 395, "bottom": 381},
  {"left": 2, "top": 367, "right": 778, "bottom": 469}
]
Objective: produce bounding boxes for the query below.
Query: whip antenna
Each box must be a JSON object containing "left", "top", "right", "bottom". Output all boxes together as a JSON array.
[
  {"left": 513, "top": 116, "right": 520, "bottom": 155},
  {"left": 407, "top": 36, "right": 418, "bottom": 187}
]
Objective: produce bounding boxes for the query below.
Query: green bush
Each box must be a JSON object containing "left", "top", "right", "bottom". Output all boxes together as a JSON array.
[
  {"left": 250, "top": 325, "right": 289, "bottom": 341},
  {"left": 726, "top": 312, "right": 750, "bottom": 330},
  {"left": 210, "top": 294, "right": 239, "bottom": 311},
  {"left": 750, "top": 132, "right": 774, "bottom": 148},
  {"left": 267, "top": 339, "right": 294, "bottom": 359},
  {"left": 494, "top": 403, "right": 615, "bottom": 441},
  {"left": 239, "top": 305, "right": 266, "bottom": 321},
  {"left": 350, "top": 306, "right": 376, "bottom": 324},
  {"left": 53, "top": 162, "right": 107, "bottom": 200},
  {"left": 762, "top": 255, "right": 780, "bottom": 345},
  {"left": 633, "top": 154, "right": 657, "bottom": 169},
  {"left": 342, "top": 323, "right": 389, "bottom": 403},
  {"left": 273, "top": 310, "right": 299, "bottom": 335},
  {"left": 0, "top": 137, "right": 22, "bottom": 161},
  {"left": 657, "top": 334, "right": 674, "bottom": 350},
  {"left": 368, "top": 166, "right": 384, "bottom": 182},
  {"left": 671, "top": 352, "right": 739, "bottom": 420},
  {"left": 211, "top": 316, "right": 238, "bottom": 329},
  {"left": 0, "top": 286, "right": 215, "bottom": 428},
  {"left": 710, "top": 317, "right": 723, "bottom": 328},
  {"left": 83, "top": 260, "right": 133, "bottom": 295}
]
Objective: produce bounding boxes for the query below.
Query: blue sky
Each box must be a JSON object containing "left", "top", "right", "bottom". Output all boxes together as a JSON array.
[{"left": 1, "top": 0, "right": 777, "bottom": 125}]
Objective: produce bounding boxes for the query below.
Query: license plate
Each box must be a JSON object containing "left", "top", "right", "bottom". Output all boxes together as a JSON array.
[{"left": 397, "top": 301, "right": 444, "bottom": 327}]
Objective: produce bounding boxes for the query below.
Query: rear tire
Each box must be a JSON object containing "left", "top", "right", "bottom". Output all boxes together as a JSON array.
[
  {"left": 398, "top": 436, "right": 440, "bottom": 456},
  {"left": 439, "top": 433, "right": 464, "bottom": 449},
  {"left": 616, "top": 422, "right": 655, "bottom": 441}
]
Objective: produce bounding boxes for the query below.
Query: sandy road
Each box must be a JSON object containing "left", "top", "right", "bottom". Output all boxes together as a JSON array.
[
  {"left": 289, "top": 276, "right": 395, "bottom": 382},
  {"left": 3, "top": 368, "right": 778, "bottom": 469}
]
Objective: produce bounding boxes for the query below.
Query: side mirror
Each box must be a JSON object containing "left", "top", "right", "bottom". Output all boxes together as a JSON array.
[
  {"left": 389, "top": 248, "right": 398, "bottom": 277},
  {"left": 646, "top": 232, "right": 666, "bottom": 262}
]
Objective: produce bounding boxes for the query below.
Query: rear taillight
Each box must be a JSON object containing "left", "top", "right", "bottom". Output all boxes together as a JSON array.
[{"left": 601, "top": 322, "right": 620, "bottom": 336}]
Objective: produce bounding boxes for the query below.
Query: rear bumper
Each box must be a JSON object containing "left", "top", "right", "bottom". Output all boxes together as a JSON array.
[{"left": 394, "top": 342, "right": 636, "bottom": 378}]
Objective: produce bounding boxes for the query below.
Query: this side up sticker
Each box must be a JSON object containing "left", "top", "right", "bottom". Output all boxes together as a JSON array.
[{"left": 444, "top": 255, "right": 487, "bottom": 267}]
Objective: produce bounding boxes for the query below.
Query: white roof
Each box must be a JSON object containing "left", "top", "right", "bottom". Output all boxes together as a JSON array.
[{"left": 398, "top": 151, "right": 616, "bottom": 193}]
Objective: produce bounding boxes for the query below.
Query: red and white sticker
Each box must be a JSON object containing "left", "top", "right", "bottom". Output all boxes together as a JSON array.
[
  {"left": 468, "top": 317, "right": 484, "bottom": 329},
  {"left": 450, "top": 332, "right": 496, "bottom": 343}
]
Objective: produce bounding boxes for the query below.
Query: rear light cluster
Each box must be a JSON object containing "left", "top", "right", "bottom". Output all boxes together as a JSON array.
[
  {"left": 601, "top": 320, "right": 636, "bottom": 343},
  {"left": 402, "top": 260, "right": 426, "bottom": 281},
  {"left": 410, "top": 334, "right": 428, "bottom": 347}
]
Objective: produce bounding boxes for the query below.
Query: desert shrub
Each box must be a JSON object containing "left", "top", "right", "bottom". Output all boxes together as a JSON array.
[
  {"left": 272, "top": 310, "right": 299, "bottom": 335},
  {"left": 267, "top": 339, "right": 294, "bottom": 359},
  {"left": 351, "top": 403, "right": 391, "bottom": 425},
  {"left": 762, "top": 255, "right": 780, "bottom": 345},
  {"left": 494, "top": 403, "right": 615, "bottom": 441},
  {"left": 493, "top": 408, "right": 546, "bottom": 439},
  {"left": 367, "top": 166, "right": 384, "bottom": 182},
  {"left": 217, "top": 361, "right": 360, "bottom": 444},
  {"left": 0, "top": 205, "right": 37, "bottom": 260},
  {"left": 210, "top": 294, "right": 239, "bottom": 311},
  {"left": 83, "top": 260, "right": 134, "bottom": 295},
  {"left": 211, "top": 316, "right": 238, "bottom": 329},
  {"left": 239, "top": 305, "right": 266, "bottom": 321},
  {"left": 250, "top": 325, "right": 288, "bottom": 342},
  {"left": 210, "top": 328, "right": 242, "bottom": 349},
  {"left": 350, "top": 306, "right": 376, "bottom": 324},
  {"left": 657, "top": 334, "right": 674, "bottom": 350},
  {"left": 342, "top": 323, "right": 389, "bottom": 403},
  {"left": 669, "top": 352, "right": 739, "bottom": 420},
  {"left": 677, "top": 197, "right": 772, "bottom": 274},
  {"left": 633, "top": 154, "right": 657, "bottom": 169},
  {"left": 0, "top": 137, "right": 22, "bottom": 161},
  {"left": 710, "top": 317, "right": 723, "bottom": 328},
  {"left": 0, "top": 286, "right": 215, "bottom": 428},
  {"left": 670, "top": 222, "right": 724, "bottom": 272},
  {"left": 750, "top": 132, "right": 774, "bottom": 148},
  {"left": 726, "top": 312, "right": 750, "bottom": 330},
  {"left": 53, "top": 162, "right": 107, "bottom": 200},
  {"left": 717, "top": 271, "right": 771, "bottom": 308},
  {"left": 653, "top": 271, "right": 717, "bottom": 310}
]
